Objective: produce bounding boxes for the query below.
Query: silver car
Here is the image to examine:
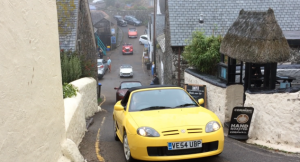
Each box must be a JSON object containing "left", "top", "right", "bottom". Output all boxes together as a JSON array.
[
  {"left": 97, "top": 59, "right": 108, "bottom": 79},
  {"left": 119, "top": 64, "right": 133, "bottom": 78}
]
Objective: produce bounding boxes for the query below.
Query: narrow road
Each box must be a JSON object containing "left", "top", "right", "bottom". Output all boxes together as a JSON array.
[{"left": 79, "top": 25, "right": 300, "bottom": 162}]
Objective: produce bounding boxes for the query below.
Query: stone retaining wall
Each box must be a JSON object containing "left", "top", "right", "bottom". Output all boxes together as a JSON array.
[{"left": 245, "top": 91, "right": 300, "bottom": 153}]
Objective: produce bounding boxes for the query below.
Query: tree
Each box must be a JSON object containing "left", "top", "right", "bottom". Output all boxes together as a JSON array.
[{"left": 182, "top": 31, "right": 222, "bottom": 75}]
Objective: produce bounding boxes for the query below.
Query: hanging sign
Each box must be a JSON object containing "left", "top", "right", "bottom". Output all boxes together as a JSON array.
[
  {"left": 228, "top": 107, "right": 254, "bottom": 140},
  {"left": 111, "top": 36, "right": 116, "bottom": 44},
  {"left": 184, "top": 84, "right": 207, "bottom": 108}
]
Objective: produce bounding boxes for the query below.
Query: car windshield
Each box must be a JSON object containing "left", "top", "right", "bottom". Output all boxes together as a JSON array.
[
  {"left": 129, "top": 89, "right": 197, "bottom": 112},
  {"left": 97, "top": 62, "right": 103, "bottom": 66},
  {"left": 129, "top": 28, "right": 136, "bottom": 32},
  {"left": 121, "top": 65, "right": 131, "bottom": 68},
  {"left": 120, "top": 82, "right": 142, "bottom": 89}
]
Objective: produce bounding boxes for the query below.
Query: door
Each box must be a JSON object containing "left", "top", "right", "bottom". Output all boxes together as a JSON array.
[{"left": 141, "top": 36, "right": 148, "bottom": 44}]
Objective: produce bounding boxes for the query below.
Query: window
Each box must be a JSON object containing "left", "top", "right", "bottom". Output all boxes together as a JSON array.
[{"left": 218, "top": 54, "right": 243, "bottom": 85}]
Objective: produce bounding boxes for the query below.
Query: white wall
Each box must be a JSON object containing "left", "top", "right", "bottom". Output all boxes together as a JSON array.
[
  {"left": 185, "top": 73, "right": 226, "bottom": 124},
  {"left": 245, "top": 91, "right": 300, "bottom": 153},
  {"left": 185, "top": 72, "right": 244, "bottom": 125},
  {"left": 64, "top": 77, "right": 99, "bottom": 146},
  {"left": 0, "top": 0, "right": 65, "bottom": 161},
  {"left": 71, "top": 78, "right": 98, "bottom": 118}
]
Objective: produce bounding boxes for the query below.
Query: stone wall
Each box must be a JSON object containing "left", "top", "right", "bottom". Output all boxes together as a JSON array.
[
  {"left": 64, "top": 78, "right": 99, "bottom": 146},
  {"left": 185, "top": 71, "right": 244, "bottom": 125},
  {"left": 245, "top": 91, "right": 300, "bottom": 153},
  {"left": 70, "top": 77, "right": 99, "bottom": 118},
  {"left": 185, "top": 73, "right": 226, "bottom": 124},
  {"left": 78, "top": 0, "right": 98, "bottom": 81}
]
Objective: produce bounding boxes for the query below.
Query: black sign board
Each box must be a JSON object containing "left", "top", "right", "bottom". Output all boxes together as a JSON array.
[
  {"left": 184, "top": 84, "right": 207, "bottom": 108},
  {"left": 228, "top": 107, "right": 254, "bottom": 140}
]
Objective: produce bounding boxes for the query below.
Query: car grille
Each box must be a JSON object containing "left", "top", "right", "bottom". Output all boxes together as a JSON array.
[
  {"left": 126, "top": 49, "right": 129, "bottom": 52},
  {"left": 187, "top": 128, "right": 203, "bottom": 134},
  {"left": 122, "top": 73, "right": 130, "bottom": 76},
  {"left": 161, "top": 128, "right": 203, "bottom": 136},
  {"left": 161, "top": 130, "right": 179, "bottom": 136},
  {"left": 147, "top": 141, "right": 219, "bottom": 156}
]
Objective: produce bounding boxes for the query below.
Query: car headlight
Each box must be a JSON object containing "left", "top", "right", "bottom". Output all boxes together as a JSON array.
[
  {"left": 130, "top": 72, "right": 133, "bottom": 75},
  {"left": 137, "top": 127, "right": 160, "bottom": 137},
  {"left": 118, "top": 93, "right": 124, "bottom": 96},
  {"left": 205, "top": 121, "right": 220, "bottom": 133}
]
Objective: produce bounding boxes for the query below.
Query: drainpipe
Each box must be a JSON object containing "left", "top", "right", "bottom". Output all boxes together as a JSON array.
[{"left": 178, "top": 47, "right": 181, "bottom": 87}]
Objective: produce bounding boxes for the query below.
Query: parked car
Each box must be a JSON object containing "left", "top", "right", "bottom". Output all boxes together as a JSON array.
[
  {"left": 113, "top": 85, "right": 224, "bottom": 162},
  {"left": 119, "top": 64, "right": 133, "bottom": 78},
  {"left": 122, "top": 43, "right": 133, "bottom": 55},
  {"left": 139, "top": 34, "right": 148, "bottom": 45},
  {"left": 114, "top": 81, "right": 142, "bottom": 102},
  {"left": 114, "top": 15, "right": 127, "bottom": 27},
  {"left": 114, "top": 15, "right": 122, "bottom": 20},
  {"left": 117, "top": 19, "right": 127, "bottom": 27},
  {"left": 124, "top": 15, "right": 142, "bottom": 26},
  {"left": 128, "top": 28, "right": 137, "bottom": 38},
  {"left": 97, "top": 59, "right": 108, "bottom": 79}
]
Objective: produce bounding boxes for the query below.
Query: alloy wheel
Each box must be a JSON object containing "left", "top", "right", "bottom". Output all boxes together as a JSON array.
[{"left": 123, "top": 134, "right": 131, "bottom": 161}]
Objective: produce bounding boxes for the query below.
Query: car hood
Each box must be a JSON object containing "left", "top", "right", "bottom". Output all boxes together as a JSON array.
[
  {"left": 129, "top": 108, "right": 219, "bottom": 129},
  {"left": 120, "top": 68, "right": 132, "bottom": 73},
  {"left": 117, "top": 89, "right": 128, "bottom": 96},
  {"left": 128, "top": 31, "right": 137, "bottom": 35}
]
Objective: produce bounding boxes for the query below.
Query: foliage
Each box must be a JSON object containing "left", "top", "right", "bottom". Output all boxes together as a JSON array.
[
  {"left": 81, "top": 57, "right": 97, "bottom": 78},
  {"left": 63, "top": 83, "right": 78, "bottom": 99},
  {"left": 182, "top": 31, "right": 222, "bottom": 75},
  {"left": 133, "top": 5, "right": 147, "bottom": 10},
  {"left": 61, "top": 50, "right": 82, "bottom": 84},
  {"left": 105, "top": 0, "right": 115, "bottom": 7}
]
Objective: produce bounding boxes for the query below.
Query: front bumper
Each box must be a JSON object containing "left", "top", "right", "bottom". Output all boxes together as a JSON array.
[
  {"left": 122, "top": 51, "right": 133, "bottom": 54},
  {"left": 97, "top": 74, "right": 104, "bottom": 79},
  {"left": 128, "top": 35, "right": 137, "bottom": 38},
  {"left": 120, "top": 73, "right": 133, "bottom": 77},
  {"left": 127, "top": 128, "right": 224, "bottom": 161}
]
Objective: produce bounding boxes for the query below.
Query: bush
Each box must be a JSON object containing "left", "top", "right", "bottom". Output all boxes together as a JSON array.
[
  {"left": 182, "top": 31, "right": 222, "bottom": 75},
  {"left": 63, "top": 83, "right": 78, "bottom": 99},
  {"left": 61, "top": 51, "right": 82, "bottom": 84}
]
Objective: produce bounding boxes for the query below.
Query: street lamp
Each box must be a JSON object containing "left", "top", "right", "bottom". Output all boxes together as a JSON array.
[{"left": 199, "top": 14, "right": 204, "bottom": 24}]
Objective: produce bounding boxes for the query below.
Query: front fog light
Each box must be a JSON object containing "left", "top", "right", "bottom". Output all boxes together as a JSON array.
[
  {"left": 137, "top": 127, "right": 160, "bottom": 137},
  {"left": 205, "top": 121, "right": 220, "bottom": 133}
]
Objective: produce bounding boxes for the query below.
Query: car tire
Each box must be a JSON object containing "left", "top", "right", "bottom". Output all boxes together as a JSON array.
[
  {"left": 139, "top": 41, "right": 142, "bottom": 45},
  {"left": 123, "top": 131, "right": 135, "bottom": 162},
  {"left": 113, "top": 120, "right": 119, "bottom": 141}
]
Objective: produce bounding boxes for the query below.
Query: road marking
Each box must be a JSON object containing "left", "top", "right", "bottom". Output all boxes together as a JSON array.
[
  {"left": 95, "top": 117, "right": 106, "bottom": 162},
  {"left": 99, "top": 94, "right": 106, "bottom": 107}
]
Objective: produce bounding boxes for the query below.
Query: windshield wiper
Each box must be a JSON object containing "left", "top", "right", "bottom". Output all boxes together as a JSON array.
[
  {"left": 140, "top": 106, "right": 172, "bottom": 111},
  {"left": 173, "top": 103, "right": 198, "bottom": 108}
]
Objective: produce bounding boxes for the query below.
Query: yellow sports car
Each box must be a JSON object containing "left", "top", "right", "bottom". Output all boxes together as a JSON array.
[{"left": 113, "top": 85, "right": 224, "bottom": 162}]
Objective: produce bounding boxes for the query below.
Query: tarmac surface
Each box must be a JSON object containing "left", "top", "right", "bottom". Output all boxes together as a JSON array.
[{"left": 79, "top": 24, "right": 300, "bottom": 162}]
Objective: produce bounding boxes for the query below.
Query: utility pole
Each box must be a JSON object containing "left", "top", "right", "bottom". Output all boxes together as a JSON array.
[{"left": 153, "top": 0, "right": 157, "bottom": 74}]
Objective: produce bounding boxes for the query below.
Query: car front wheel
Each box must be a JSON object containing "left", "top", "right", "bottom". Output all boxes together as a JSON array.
[
  {"left": 113, "top": 120, "right": 119, "bottom": 141},
  {"left": 123, "top": 131, "right": 135, "bottom": 162}
]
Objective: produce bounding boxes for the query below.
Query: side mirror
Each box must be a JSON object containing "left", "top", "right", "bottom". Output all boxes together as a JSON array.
[
  {"left": 198, "top": 98, "right": 204, "bottom": 105},
  {"left": 114, "top": 87, "right": 119, "bottom": 90},
  {"left": 114, "top": 104, "right": 125, "bottom": 111}
]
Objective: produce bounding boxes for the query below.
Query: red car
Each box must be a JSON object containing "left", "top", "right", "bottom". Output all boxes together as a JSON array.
[
  {"left": 122, "top": 43, "right": 133, "bottom": 55},
  {"left": 114, "top": 81, "right": 142, "bottom": 102},
  {"left": 128, "top": 27, "right": 137, "bottom": 38}
]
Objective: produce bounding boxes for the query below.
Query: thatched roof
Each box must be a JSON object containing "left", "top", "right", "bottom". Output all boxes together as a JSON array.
[{"left": 220, "top": 8, "right": 290, "bottom": 63}]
